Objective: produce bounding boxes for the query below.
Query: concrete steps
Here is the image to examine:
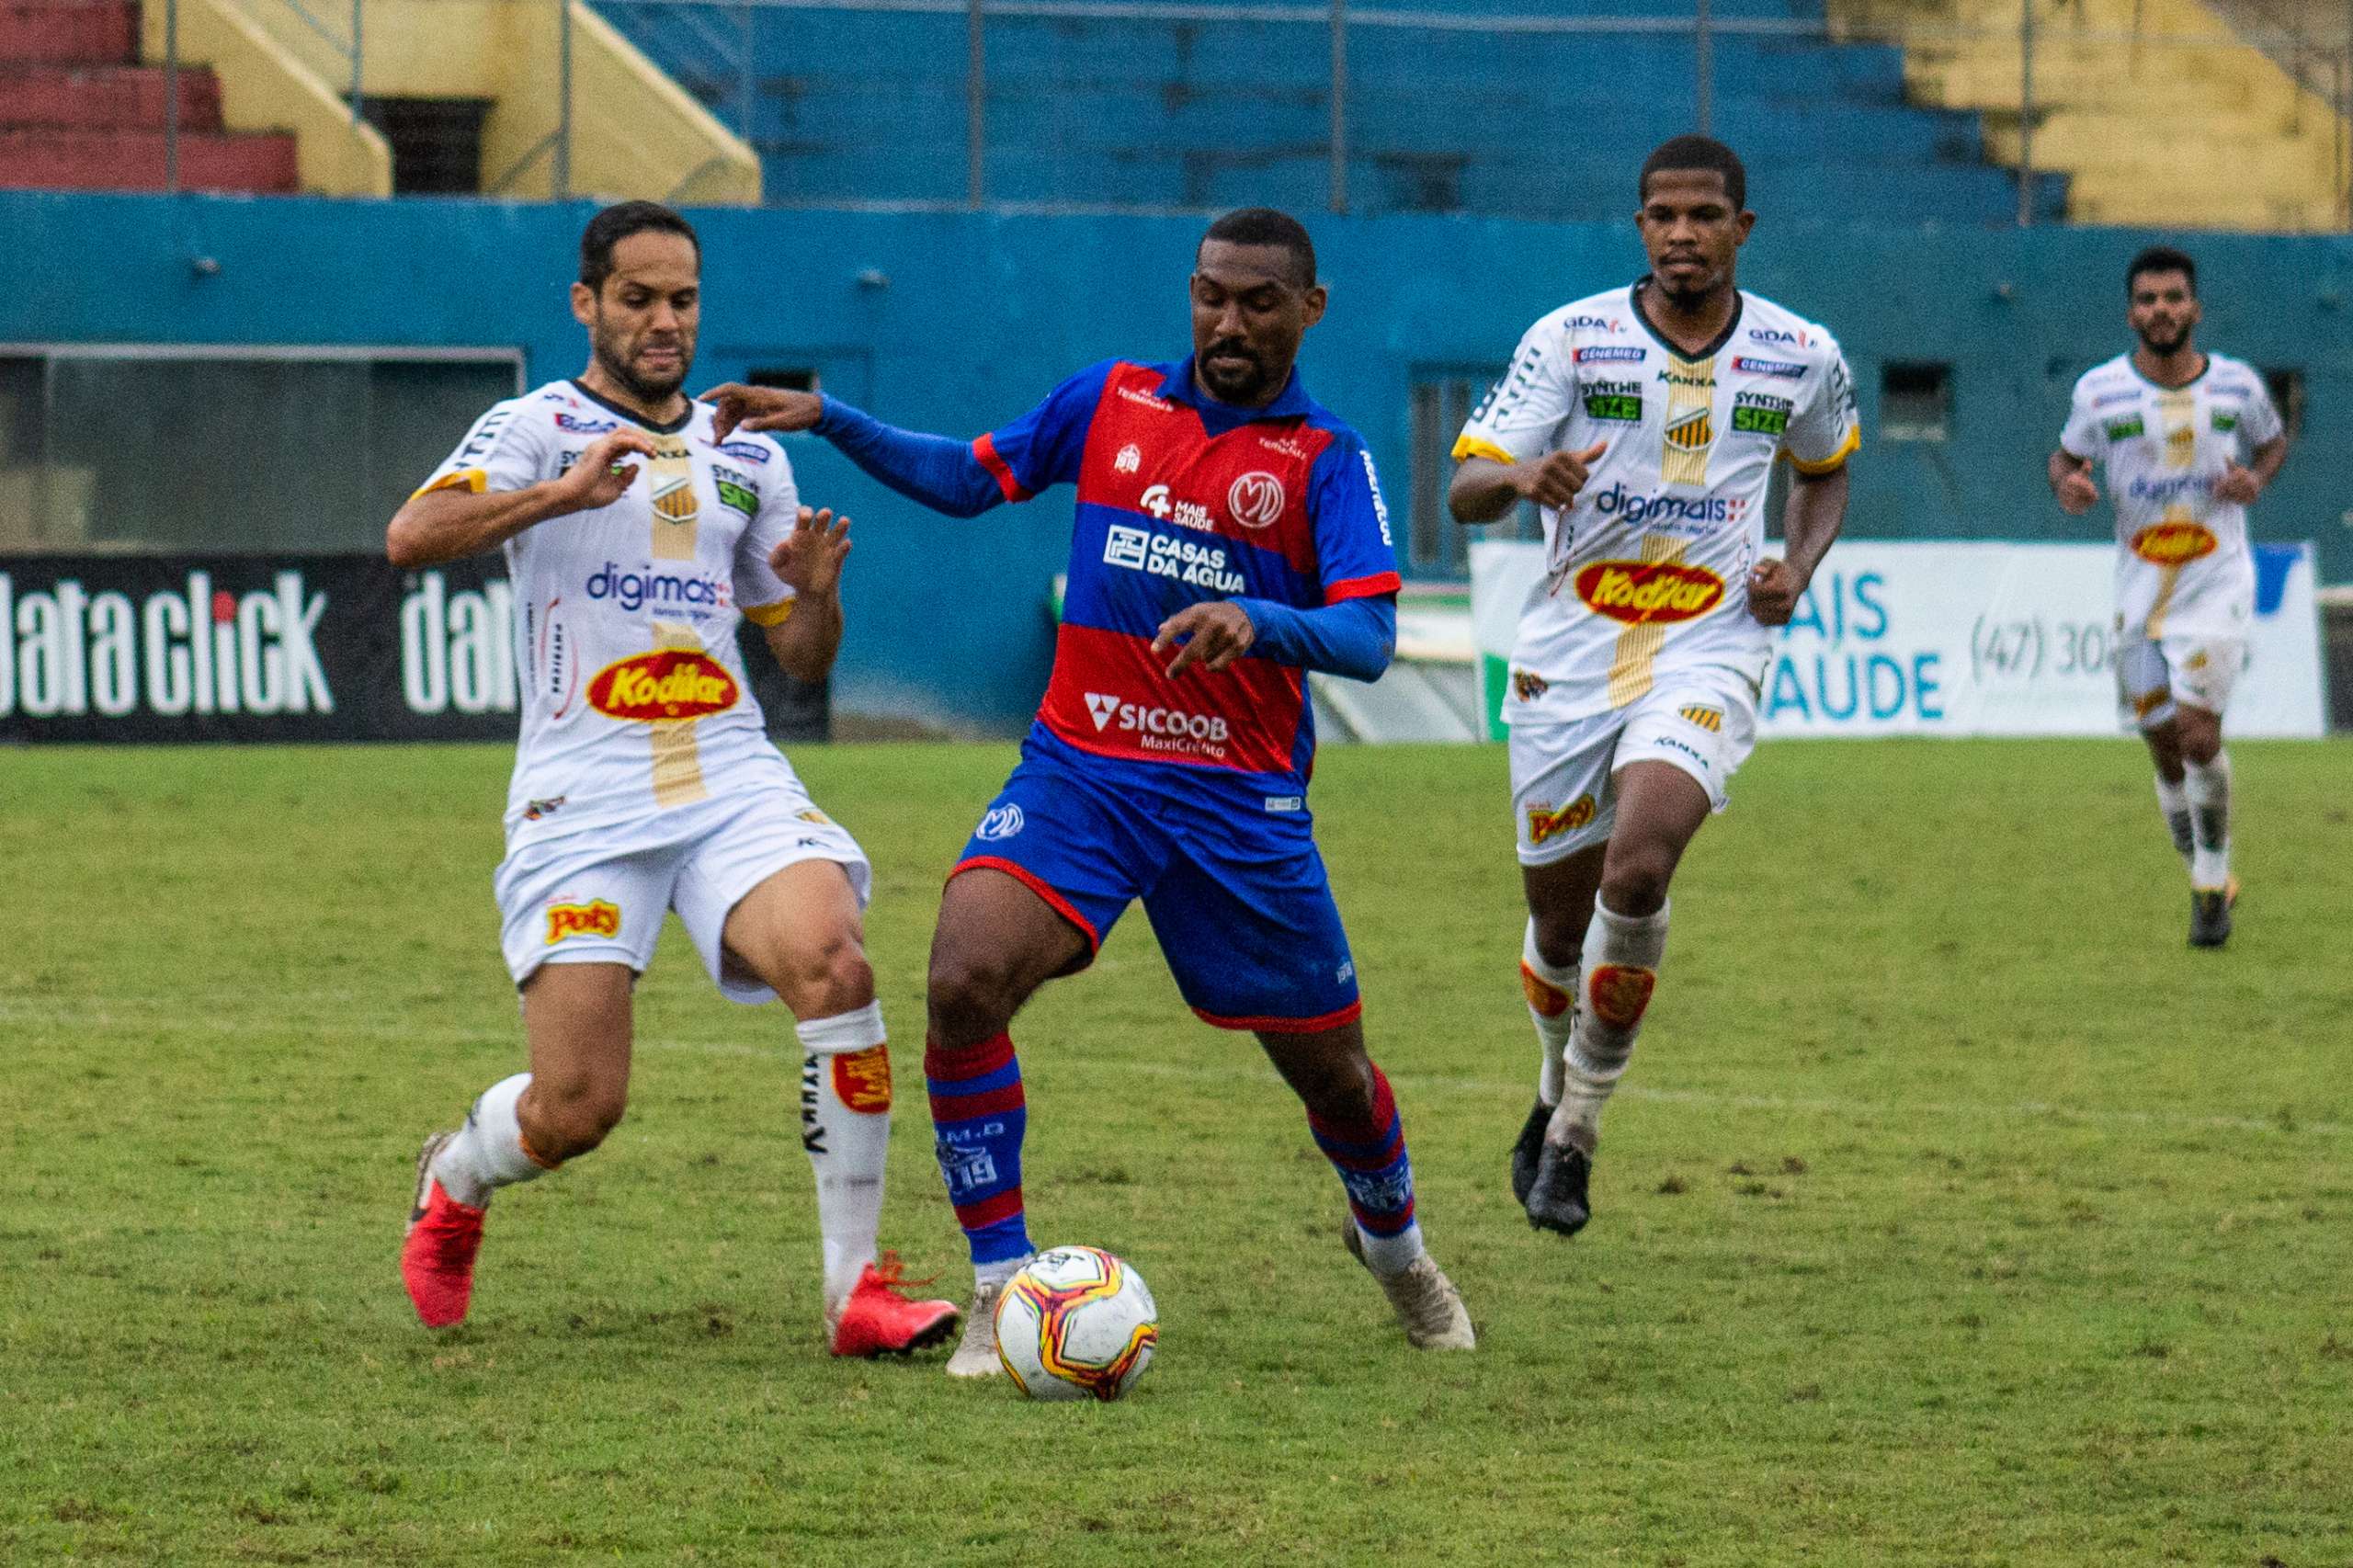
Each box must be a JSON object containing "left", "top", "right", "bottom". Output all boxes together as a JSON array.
[{"left": 0, "top": 0, "right": 300, "bottom": 193}]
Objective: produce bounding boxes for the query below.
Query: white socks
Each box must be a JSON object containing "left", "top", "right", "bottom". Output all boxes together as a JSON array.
[
  {"left": 431, "top": 1072, "right": 551, "bottom": 1209},
  {"left": 1520, "top": 917, "right": 1579, "bottom": 1107},
  {"left": 796, "top": 1001, "right": 892, "bottom": 1310},
  {"left": 1547, "top": 898, "right": 1670, "bottom": 1153},
  {"left": 2154, "top": 773, "right": 2193, "bottom": 865},
  {"left": 2183, "top": 753, "right": 2232, "bottom": 891}
]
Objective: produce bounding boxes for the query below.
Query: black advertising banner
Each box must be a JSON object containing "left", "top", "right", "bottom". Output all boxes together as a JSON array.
[
  {"left": 0, "top": 553, "right": 825, "bottom": 744},
  {"left": 0, "top": 553, "right": 514, "bottom": 743}
]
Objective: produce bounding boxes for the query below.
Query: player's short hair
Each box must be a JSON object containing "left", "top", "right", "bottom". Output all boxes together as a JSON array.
[
  {"left": 2127, "top": 245, "right": 2198, "bottom": 299},
  {"left": 580, "top": 201, "right": 700, "bottom": 292},
  {"left": 1639, "top": 135, "right": 1747, "bottom": 210},
  {"left": 1198, "top": 208, "right": 1317, "bottom": 289}
]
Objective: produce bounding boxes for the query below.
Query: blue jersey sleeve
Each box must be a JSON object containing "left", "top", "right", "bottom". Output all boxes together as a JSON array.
[
  {"left": 1235, "top": 595, "right": 1397, "bottom": 683},
  {"left": 973, "top": 360, "right": 1118, "bottom": 502},
  {"left": 1309, "top": 431, "right": 1404, "bottom": 603},
  {"left": 813, "top": 397, "right": 1005, "bottom": 518}
]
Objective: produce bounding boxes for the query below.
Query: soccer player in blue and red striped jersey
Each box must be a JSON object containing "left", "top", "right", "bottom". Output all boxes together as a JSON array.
[{"left": 705, "top": 208, "right": 1474, "bottom": 1370}]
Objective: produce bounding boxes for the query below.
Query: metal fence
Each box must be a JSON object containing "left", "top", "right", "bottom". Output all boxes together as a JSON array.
[{"left": 151, "top": 0, "right": 2353, "bottom": 228}]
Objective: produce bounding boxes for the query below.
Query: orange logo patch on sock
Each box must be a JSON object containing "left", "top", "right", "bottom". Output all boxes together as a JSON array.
[
  {"left": 1520, "top": 962, "right": 1573, "bottom": 1018},
  {"left": 832, "top": 1044, "right": 892, "bottom": 1113},
  {"left": 1587, "top": 964, "right": 1656, "bottom": 1028}
]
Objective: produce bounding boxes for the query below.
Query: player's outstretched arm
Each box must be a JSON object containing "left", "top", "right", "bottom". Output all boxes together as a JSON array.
[
  {"left": 761, "top": 506, "right": 851, "bottom": 684},
  {"left": 1448, "top": 444, "right": 1607, "bottom": 524},
  {"left": 1750, "top": 463, "right": 1849, "bottom": 627},
  {"left": 1153, "top": 596, "right": 1396, "bottom": 683},
  {"left": 388, "top": 430, "right": 655, "bottom": 568},
  {"left": 702, "top": 382, "right": 1005, "bottom": 519}
]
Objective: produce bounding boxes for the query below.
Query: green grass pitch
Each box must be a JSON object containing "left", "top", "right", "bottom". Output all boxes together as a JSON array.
[{"left": 5, "top": 737, "right": 2349, "bottom": 1565}]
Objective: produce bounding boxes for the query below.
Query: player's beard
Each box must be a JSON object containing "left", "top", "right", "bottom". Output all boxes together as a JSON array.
[
  {"left": 1198, "top": 338, "right": 1271, "bottom": 404},
  {"left": 2137, "top": 324, "right": 2192, "bottom": 358},
  {"left": 591, "top": 320, "right": 691, "bottom": 406}
]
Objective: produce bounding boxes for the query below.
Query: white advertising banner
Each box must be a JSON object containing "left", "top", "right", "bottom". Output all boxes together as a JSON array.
[{"left": 1470, "top": 540, "right": 2327, "bottom": 739}]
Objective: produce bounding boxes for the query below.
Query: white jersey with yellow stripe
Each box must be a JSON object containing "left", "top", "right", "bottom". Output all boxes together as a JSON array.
[
  {"left": 2059, "top": 352, "right": 2282, "bottom": 643},
  {"left": 415, "top": 379, "right": 806, "bottom": 847},
  {"left": 1455, "top": 282, "right": 1859, "bottom": 724}
]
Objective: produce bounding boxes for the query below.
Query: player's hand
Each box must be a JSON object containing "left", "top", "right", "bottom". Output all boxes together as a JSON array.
[
  {"left": 2053, "top": 468, "right": 2100, "bottom": 516},
  {"left": 1154, "top": 600, "right": 1256, "bottom": 677},
  {"left": 2213, "top": 463, "right": 2262, "bottom": 505},
  {"left": 552, "top": 429, "right": 658, "bottom": 513},
  {"left": 702, "top": 383, "right": 824, "bottom": 443},
  {"left": 768, "top": 506, "right": 851, "bottom": 598},
  {"left": 1747, "top": 557, "right": 1807, "bottom": 627},
  {"left": 1511, "top": 442, "right": 1608, "bottom": 509}
]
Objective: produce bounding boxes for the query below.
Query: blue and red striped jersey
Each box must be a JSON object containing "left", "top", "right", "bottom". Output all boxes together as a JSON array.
[{"left": 975, "top": 358, "right": 1401, "bottom": 793}]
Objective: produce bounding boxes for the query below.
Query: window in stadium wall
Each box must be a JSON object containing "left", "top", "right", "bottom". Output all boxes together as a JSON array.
[
  {"left": 1408, "top": 369, "right": 1540, "bottom": 578},
  {"left": 1880, "top": 361, "right": 1953, "bottom": 443},
  {"left": 0, "top": 347, "right": 522, "bottom": 553}
]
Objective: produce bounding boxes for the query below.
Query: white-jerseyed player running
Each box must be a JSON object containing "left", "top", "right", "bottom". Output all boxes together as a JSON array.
[
  {"left": 387, "top": 201, "right": 958, "bottom": 1356},
  {"left": 1449, "top": 135, "right": 1858, "bottom": 1236},
  {"left": 2050, "top": 245, "right": 2289, "bottom": 949}
]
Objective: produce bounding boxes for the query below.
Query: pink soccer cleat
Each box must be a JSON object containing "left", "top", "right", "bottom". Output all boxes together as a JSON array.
[
  {"left": 401, "top": 1132, "right": 485, "bottom": 1328},
  {"left": 828, "top": 1254, "right": 961, "bottom": 1358}
]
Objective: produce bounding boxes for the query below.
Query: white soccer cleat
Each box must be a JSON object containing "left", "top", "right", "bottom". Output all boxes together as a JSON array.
[
  {"left": 1345, "top": 1223, "right": 1475, "bottom": 1351},
  {"left": 944, "top": 1278, "right": 1006, "bottom": 1378}
]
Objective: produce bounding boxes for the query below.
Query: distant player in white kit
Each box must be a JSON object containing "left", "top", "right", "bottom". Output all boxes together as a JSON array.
[
  {"left": 2050, "top": 246, "right": 2288, "bottom": 949},
  {"left": 1449, "top": 137, "right": 1858, "bottom": 1236},
  {"left": 386, "top": 202, "right": 959, "bottom": 1355}
]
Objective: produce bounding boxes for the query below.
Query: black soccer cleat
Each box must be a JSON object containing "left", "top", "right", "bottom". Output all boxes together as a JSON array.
[
  {"left": 1509, "top": 1099, "right": 1552, "bottom": 1206},
  {"left": 2188, "top": 885, "right": 2235, "bottom": 949},
  {"left": 1524, "top": 1141, "right": 1593, "bottom": 1236}
]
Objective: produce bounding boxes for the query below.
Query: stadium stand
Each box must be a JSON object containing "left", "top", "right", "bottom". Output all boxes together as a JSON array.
[
  {"left": 1840, "top": 0, "right": 2353, "bottom": 231},
  {"left": 0, "top": 0, "right": 298, "bottom": 191},
  {"left": 604, "top": 0, "right": 2068, "bottom": 222}
]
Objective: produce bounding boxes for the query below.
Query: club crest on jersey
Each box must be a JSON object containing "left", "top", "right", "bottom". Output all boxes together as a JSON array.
[
  {"left": 1227, "top": 472, "right": 1287, "bottom": 530},
  {"left": 1526, "top": 795, "right": 1596, "bottom": 846},
  {"left": 586, "top": 649, "right": 739, "bottom": 721},
  {"left": 1574, "top": 562, "right": 1726, "bottom": 625},
  {"left": 545, "top": 900, "right": 621, "bottom": 944},
  {"left": 1114, "top": 443, "right": 1142, "bottom": 474},
  {"left": 2129, "top": 522, "right": 2219, "bottom": 566},
  {"left": 1664, "top": 407, "right": 1714, "bottom": 452}
]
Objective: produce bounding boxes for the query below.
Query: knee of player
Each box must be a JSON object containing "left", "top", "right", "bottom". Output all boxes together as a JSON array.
[
  {"left": 926, "top": 951, "right": 1018, "bottom": 1042},
  {"left": 1598, "top": 852, "right": 1674, "bottom": 916},
  {"left": 787, "top": 930, "right": 874, "bottom": 1017},
  {"left": 525, "top": 1076, "right": 628, "bottom": 1159}
]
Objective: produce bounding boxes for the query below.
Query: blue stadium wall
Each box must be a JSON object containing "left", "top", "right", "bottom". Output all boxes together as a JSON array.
[{"left": 5, "top": 191, "right": 2347, "bottom": 730}]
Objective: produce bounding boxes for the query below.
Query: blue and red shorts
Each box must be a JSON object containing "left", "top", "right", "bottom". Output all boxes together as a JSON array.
[{"left": 951, "top": 737, "right": 1361, "bottom": 1033}]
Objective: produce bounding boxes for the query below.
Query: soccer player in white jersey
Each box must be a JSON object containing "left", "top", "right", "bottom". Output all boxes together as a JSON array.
[
  {"left": 1448, "top": 137, "right": 1858, "bottom": 1235},
  {"left": 2050, "top": 246, "right": 2288, "bottom": 949},
  {"left": 384, "top": 202, "right": 959, "bottom": 1356}
]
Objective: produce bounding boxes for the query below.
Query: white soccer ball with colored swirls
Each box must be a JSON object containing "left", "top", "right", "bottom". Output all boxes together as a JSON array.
[{"left": 993, "top": 1245, "right": 1158, "bottom": 1402}]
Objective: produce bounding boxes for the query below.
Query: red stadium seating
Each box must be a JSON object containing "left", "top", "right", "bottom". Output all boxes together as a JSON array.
[{"left": 0, "top": 0, "right": 298, "bottom": 192}]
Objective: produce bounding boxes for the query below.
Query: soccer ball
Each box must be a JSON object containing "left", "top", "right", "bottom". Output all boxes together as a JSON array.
[{"left": 994, "top": 1245, "right": 1158, "bottom": 1402}]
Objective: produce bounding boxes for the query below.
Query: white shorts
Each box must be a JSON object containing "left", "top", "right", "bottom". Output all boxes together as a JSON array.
[
  {"left": 2115, "top": 633, "right": 2245, "bottom": 731},
  {"left": 494, "top": 783, "right": 872, "bottom": 1004},
  {"left": 1509, "top": 668, "right": 1760, "bottom": 867}
]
